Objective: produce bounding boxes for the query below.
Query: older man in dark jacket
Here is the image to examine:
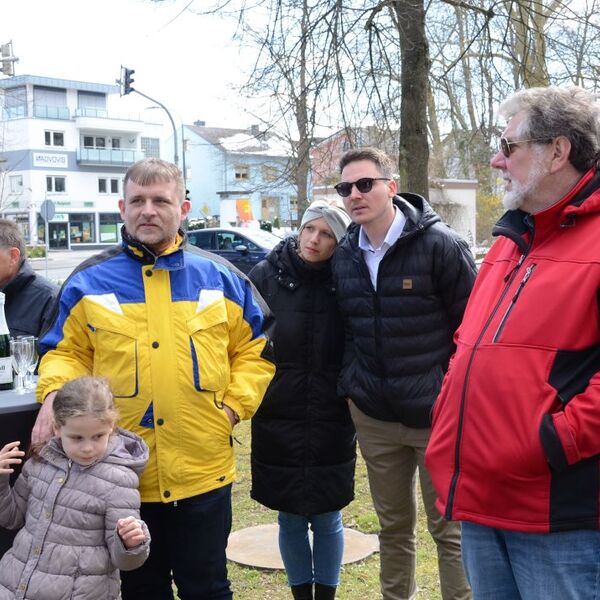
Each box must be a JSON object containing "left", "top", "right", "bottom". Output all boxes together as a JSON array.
[
  {"left": 332, "top": 147, "right": 476, "bottom": 600},
  {"left": 0, "top": 219, "right": 57, "bottom": 337}
]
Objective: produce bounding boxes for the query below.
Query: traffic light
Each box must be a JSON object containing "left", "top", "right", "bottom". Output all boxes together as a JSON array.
[
  {"left": 1, "top": 42, "right": 16, "bottom": 77},
  {"left": 121, "top": 66, "right": 135, "bottom": 95}
]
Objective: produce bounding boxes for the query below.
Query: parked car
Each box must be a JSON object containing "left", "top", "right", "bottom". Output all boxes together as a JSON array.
[{"left": 186, "top": 227, "right": 282, "bottom": 274}]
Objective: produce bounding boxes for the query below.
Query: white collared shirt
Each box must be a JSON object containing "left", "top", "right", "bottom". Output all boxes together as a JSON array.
[{"left": 358, "top": 207, "right": 407, "bottom": 289}]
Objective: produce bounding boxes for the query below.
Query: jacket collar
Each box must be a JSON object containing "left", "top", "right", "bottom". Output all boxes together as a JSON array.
[
  {"left": 268, "top": 236, "right": 334, "bottom": 293},
  {"left": 121, "top": 226, "right": 186, "bottom": 270},
  {"left": 343, "top": 193, "right": 439, "bottom": 253},
  {"left": 2, "top": 260, "right": 33, "bottom": 294},
  {"left": 492, "top": 168, "right": 600, "bottom": 252}
]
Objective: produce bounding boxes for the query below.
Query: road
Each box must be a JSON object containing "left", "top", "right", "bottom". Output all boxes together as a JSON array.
[{"left": 30, "top": 249, "right": 98, "bottom": 283}]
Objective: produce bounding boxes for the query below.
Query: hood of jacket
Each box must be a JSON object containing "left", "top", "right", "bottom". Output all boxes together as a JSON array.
[
  {"left": 342, "top": 193, "right": 441, "bottom": 250},
  {"left": 265, "top": 236, "right": 334, "bottom": 292},
  {"left": 41, "top": 427, "right": 149, "bottom": 476}
]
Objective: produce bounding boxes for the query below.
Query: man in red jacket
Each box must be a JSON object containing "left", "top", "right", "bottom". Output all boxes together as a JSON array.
[{"left": 426, "top": 86, "right": 600, "bottom": 599}]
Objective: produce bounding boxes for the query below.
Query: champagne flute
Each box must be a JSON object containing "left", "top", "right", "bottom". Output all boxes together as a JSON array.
[
  {"left": 10, "top": 339, "right": 30, "bottom": 395},
  {"left": 20, "top": 336, "right": 38, "bottom": 390}
]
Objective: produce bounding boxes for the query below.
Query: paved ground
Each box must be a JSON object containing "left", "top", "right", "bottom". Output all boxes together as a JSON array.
[{"left": 31, "top": 248, "right": 99, "bottom": 283}]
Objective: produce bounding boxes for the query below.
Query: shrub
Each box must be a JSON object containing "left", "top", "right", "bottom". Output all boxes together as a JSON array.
[{"left": 26, "top": 245, "right": 47, "bottom": 259}]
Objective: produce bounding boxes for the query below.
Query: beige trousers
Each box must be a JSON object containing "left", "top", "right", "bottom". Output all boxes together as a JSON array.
[{"left": 349, "top": 401, "right": 471, "bottom": 600}]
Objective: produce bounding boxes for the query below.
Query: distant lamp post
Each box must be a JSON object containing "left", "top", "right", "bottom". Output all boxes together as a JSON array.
[{"left": 117, "top": 66, "right": 179, "bottom": 166}]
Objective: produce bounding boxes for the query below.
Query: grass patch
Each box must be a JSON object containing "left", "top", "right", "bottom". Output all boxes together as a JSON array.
[{"left": 222, "top": 420, "right": 443, "bottom": 600}]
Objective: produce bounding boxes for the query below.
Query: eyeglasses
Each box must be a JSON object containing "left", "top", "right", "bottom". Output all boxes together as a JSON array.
[
  {"left": 334, "top": 177, "right": 390, "bottom": 197},
  {"left": 499, "top": 137, "right": 551, "bottom": 158}
]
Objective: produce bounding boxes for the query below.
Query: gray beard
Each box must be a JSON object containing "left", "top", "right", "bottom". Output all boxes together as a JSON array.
[{"left": 502, "top": 156, "right": 547, "bottom": 211}]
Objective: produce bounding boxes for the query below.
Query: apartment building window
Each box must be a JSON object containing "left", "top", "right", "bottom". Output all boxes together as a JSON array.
[
  {"left": 99, "top": 213, "right": 122, "bottom": 243},
  {"left": 141, "top": 137, "right": 160, "bottom": 158},
  {"left": 3, "top": 86, "right": 27, "bottom": 118},
  {"left": 33, "top": 86, "right": 67, "bottom": 119},
  {"left": 83, "top": 135, "right": 106, "bottom": 148},
  {"left": 261, "top": 165, "right": 279, "bottom": 182},
  {"left": 44, "top": 131, "right": 64, "bottom": 147},
  {"left": 46, "top": 176, "right": 66, "bottom": 193},
  {"left": 77, "top": 91, "right": 106, "bottom": 117},
  {"left": 70, "top": 213, "right": 95, "bottom": 244},
  {"left": 9, "top": 175, "right": 23, "bottom": 194},
  {"left": 235, "top": 165, "right": 249, "bottom": 180},
  {"left": 289, "top": 196, "right": 299, "bottom": 220},
  {"left": 261, "top": 196, "right": 279, "bottom": 220},
  {"left": 98, "top": 178, "right": 120, "bottom": 194}
]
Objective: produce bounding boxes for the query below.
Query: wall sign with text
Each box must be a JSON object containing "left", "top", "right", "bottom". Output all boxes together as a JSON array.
[{"left": 33, "top": 153, "right": 69, "bottom": 168}]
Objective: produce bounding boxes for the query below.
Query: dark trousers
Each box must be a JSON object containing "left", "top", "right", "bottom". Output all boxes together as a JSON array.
[{"left": 120, "top": 485, "right": 233, "bottom": 600}]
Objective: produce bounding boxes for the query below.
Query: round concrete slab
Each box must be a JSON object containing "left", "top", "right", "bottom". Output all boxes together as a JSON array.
[{"left": 227, "top": 523, "right": 379, "bottom": 570}]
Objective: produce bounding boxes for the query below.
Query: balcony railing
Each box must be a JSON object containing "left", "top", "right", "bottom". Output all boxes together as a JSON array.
[
  {"left": 74, "top": 107, "right": 109, "bottom": 118},
  {"left": 77, "top": 147, "right": 144, "bottom": 166},
  {"left": 1, "top": 105, "right": 27, "bottom": 120},
  {"left": 33, "top": 105, "right": 70, "bottom": 120}
]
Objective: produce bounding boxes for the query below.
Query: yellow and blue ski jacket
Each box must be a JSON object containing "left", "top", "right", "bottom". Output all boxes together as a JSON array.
[{"left": 37, "top": 230, "right": 275, "bottom": 502}]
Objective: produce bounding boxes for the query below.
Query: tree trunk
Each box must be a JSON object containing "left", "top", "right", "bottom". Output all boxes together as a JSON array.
[
  {"left": 394, "top": 0, "right": 430, "bottom": 198},
  {"left": 293, "top": 0, "right": 311, "bottom": 225}
]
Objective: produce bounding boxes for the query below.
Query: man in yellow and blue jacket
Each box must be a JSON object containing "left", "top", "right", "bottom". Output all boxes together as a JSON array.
[{"left": 32, "top": 158, "right": 275, "bottom": 600}]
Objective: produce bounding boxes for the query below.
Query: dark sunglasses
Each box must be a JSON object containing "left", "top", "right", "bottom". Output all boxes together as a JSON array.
[
  {"left": 499, "top": 137, "right": 551, "bottom": 158},
  {"left": 334, "top": 177, "right": 390, "bottom": 197}
]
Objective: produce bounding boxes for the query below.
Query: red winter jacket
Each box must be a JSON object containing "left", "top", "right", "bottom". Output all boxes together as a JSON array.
[{"left": 426, "top": 168, "right": 600, "bottom": 533}]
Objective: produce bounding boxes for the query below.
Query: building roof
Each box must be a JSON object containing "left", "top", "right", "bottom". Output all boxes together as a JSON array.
[
  {"left": 0, "top": 74, "right": 118, "bottom": 94},
  {"left": 186, "top": 125, "right": 291, "bottom": 158}
]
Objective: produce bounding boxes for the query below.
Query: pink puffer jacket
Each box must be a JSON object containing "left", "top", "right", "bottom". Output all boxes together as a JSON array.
[{"left": 0, "top": 428, "right": 150, "bottom": 600}]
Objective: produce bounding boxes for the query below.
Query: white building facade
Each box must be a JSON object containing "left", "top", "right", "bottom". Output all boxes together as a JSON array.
[{"left": 0, "top": 75, "right": 163, "bottom": 248}]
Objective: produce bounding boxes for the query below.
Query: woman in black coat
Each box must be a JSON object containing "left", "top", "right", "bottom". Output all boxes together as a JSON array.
[{"left": 249, "top": 201, "right": 356, "bottom": 600}]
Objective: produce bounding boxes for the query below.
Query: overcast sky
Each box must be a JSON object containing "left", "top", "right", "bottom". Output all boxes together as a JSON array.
[{"left": 3, "top": 0, "right": 258, "bottom": 130}]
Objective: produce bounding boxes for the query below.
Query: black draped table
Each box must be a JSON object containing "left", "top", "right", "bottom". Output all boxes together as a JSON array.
[{"left": 0, "top": 388, "right": 39, "bottom": 558}]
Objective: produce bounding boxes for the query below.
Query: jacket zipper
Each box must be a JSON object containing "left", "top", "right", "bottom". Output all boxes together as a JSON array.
[
  {"left": 492, "top": 263, "right": 537, "bottom": 343},
  {"left": 445, "top": 252, "right": 527, "bottom": 519}
]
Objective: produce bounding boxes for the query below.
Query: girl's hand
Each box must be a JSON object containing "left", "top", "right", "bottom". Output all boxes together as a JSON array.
[
  {"left": 117, "top": 516, "right": 147, "bottom": 549},
  {"left": 0, "top": 441, "right": 25, "bottom": 474}
]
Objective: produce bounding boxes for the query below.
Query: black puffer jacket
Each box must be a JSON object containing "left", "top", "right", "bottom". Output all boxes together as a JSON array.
[
  {"left": 333, "top": 194, "right": 476, "bottom": 427},
  {"left": 249, "top": 237, "right": 356, "bottom": 515},
  {"left": 3, "top": 261, "right": 58, "bottom": 338}
]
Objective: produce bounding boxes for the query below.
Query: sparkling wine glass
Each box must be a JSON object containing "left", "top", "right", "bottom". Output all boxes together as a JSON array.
[
  {"left": 20, "top": 336, "right": 38, "bottom": 390},
  {"left": 10, "top": 338, "right": 30, "bottom": 394}
]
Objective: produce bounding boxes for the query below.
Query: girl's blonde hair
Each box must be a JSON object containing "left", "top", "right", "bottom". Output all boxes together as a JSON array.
[{"left": 53, "top": 376, "right": 118, "bottom": 428}]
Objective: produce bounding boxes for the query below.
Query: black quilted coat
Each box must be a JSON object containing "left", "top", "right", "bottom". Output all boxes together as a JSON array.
[
  {"left": 333, "top": 194, "right": 477, "bottom": 428},
  {"left": 248, "top": 237, "right": 356, "bottom": 515}
]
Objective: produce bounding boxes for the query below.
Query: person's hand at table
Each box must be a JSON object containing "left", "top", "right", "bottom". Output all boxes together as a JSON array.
[
  {"left": 31, "top": 391, "right": 57, "bottom": 445},
  {"left": 0, "top": 441, "right": 25, "bottom": 475}
]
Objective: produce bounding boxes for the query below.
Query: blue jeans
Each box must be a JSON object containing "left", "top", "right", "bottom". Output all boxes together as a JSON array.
[
  {"left": 461, "top": 522, "right": 600, "bottom": 600},
  {"left": 278, "top": 510, "right": 344, "bottom": 587},
  {"left": 120, "top": 485, "right": 233, "bottom": 600}
]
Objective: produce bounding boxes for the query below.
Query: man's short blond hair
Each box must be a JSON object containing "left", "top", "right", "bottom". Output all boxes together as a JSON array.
[
  {"left": 338, "top": 147, "right": 395, "bottom": 178},
  {"left": 124, "top": 158, "right": 186, "bottom": 203}
]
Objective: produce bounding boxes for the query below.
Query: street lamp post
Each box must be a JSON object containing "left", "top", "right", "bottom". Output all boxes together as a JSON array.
[
  {"left": 134, "top": 89, "right": 179, "bottom": 166},
  {"left": 117, "top": 67, "right": 178, "bottom": 166}
]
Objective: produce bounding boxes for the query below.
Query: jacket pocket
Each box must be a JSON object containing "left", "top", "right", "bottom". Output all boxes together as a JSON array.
[
  {"left": 492, "top": 263, "right": 537, "bottom": 343},
  {"left": 187, "top": 300, "right": 230, "bottom": 391},
  {"left": 88, "top": 311, "right": 138, "bottom": 398}
]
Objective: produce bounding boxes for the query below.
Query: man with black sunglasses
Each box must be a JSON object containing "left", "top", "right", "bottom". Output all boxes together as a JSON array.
[
  {"left": 426, "top": 86, "right": 600, "bottom": 599},
  {"left": 332, "top": 147, "right": 476, "bottom": 600}
]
